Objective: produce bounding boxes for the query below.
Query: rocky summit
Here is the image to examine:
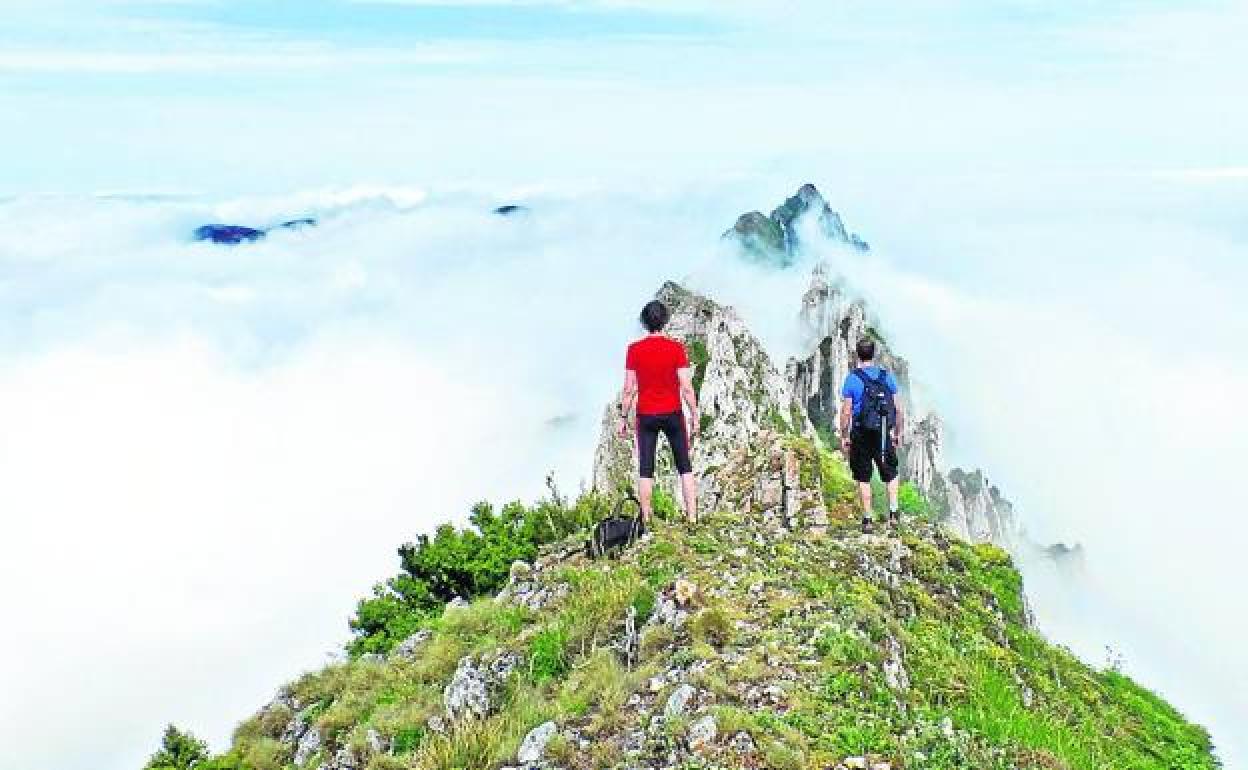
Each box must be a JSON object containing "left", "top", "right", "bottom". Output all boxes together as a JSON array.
[
  {"left": 155, "top": 187, "right": 1219, "bottom": 770},
  {"left": 722, "top": 184, "right": 869, "bottom": 266}
]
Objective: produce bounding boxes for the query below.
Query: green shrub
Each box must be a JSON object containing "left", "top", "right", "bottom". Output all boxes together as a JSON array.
[
  {"left": 898, "top": 481, "right": 930, "bottom": 517},
  {"left": 631, "top": 584, "right": 656, "bottom": 625},
  {"left": 688, "top": 337, "right": 710, "bottom": 392},
  {"left": 349, "top": 483, "right": 602, "bottom": 656},
  {"left": 818, "top": 448, "right": 857, "bottom": 509},
  {"left": 652, "top": 485, "right": 679, "bottom": 520},
  {"left": 391, "top": 726, "right": 423, "bottom": 755},
  {"left": 528, "top": 626, "right": 569, "bottom": 683},
  {"left": 143, "top": 725, "right": 209, "bottom": 770},
  {"left": 690, "top": 605, "right": 737, "bottom": 648}
]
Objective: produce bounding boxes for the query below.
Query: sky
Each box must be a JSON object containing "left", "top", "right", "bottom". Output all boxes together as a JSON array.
[{"left": 2, "top": 2, "right": 1248, "bottom": 769}]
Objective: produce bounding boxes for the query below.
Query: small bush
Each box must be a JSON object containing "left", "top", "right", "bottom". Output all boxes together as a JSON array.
[
  {"left": 652, "top": 485, "right": 680, "bottom": 520},
  {"left": 819, "top": 447, "right": 858, "bottom": 510},
  {"left": 391, "top": 726, "right": 423, "bottom": 755},
  {"left": 639, "top": 624, "right": 675, "bottom": 659},
  {"left": 631, "top": 584, "right": 657, "bottom": 625},
  {"left": 690, "top": 605, "right": 737, "bottom": 648},
  {"left": 898, "top": 481, "right": 930, "bottom": 517},
  {"left": 528, "top": 626, "right": 569, "bottom": 683},
  {"left": 349, "top": 483, "right": 598, "bottom": 656},
  {"left": 143, "top": 725, "right": 209, "bottom": 770}
]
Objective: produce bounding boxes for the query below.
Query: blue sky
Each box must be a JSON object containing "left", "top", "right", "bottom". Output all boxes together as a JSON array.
[{"left": 4, "top": 0, "right": 1248, "bottom": 194}]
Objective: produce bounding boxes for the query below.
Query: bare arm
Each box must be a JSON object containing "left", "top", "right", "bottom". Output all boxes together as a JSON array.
[
  {"left": 677, "top": 366, "right": 698, "bottom": 440},
  {"left": 891, "top": 395, "right": 905, "bottom": 443},
  {"left": 839, "top": 396, "right": 854, "bottom": 451},
  {"left": 616, "top": 369, "right": 638, "bottom": 435}
]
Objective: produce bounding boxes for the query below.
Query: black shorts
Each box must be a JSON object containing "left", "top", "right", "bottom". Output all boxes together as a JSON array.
[
  {"left": 849, "top": 427, "right": 899, "bottom": 484},
  {"left": 636, "top": 410, "right": 692, "bottom": 478}
]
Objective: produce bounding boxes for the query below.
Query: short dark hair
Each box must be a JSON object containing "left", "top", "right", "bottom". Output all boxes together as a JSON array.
[
  {"left": 640, "top": 300, "right": 670, "bottom": 332},
  {"left": 855, "top": 337, "right": 876, "bottom": 361}
]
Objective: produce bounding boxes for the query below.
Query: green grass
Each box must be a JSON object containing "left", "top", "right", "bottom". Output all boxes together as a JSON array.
[{"left": 193, "top": 471, "right": 1218, "bottom": 770}]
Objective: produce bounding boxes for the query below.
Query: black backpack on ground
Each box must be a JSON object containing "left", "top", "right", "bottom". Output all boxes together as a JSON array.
[
  {"left": 853, "top": 367, "right": 897, "bottom": 433},
  {"left": 586, "top": 494, "right": 646, "bottom": 559}
]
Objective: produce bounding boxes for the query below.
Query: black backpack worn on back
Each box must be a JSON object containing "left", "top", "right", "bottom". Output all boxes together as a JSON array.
[
  {"left": 586, "top": 494, "right": 646, "bottom": 559},
  {"left": 853, "top": 367, "right": 897, "bottom": 433}
]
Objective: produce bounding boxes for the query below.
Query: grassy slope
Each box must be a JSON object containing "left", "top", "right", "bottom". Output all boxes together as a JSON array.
[{"left": 214, "top": 450, "right": 1217, "bottom": 770}]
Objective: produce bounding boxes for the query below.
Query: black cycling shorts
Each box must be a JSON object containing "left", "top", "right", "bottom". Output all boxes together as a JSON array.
[
  {"left": 636, "top": 410, "right": 692, "bottom": 478},
  {"left": 849, "top": 427, "right": 899, "bottom": 484}
]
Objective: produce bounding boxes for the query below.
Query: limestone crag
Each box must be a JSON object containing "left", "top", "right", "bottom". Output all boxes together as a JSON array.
[
  {"left": 942, "top": 469, "right": 1018, "bottom": 547},
  {"left": 782, "top": 260, "right": 1020, "bottom": 549},
  {"left": 592, "top": 281, "right": 815, "bottom": 516},
  {"left": 722, "top": 183, "right": 868, "bottom": 265}
]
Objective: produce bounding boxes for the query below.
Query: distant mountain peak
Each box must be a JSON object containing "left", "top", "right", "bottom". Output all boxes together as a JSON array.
[{"left": 723, "top": 183, "right": 868, "bottom": 264}]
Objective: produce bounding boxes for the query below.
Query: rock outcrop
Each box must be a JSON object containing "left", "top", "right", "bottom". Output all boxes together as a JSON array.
[
  {"left": 783, "top": 260, "right": 1021, "bottom": 549},
  {"left": 192, "top": 218, "right": 317, "bottom": 245},
  {"left": 592, "top": 280, "right": 816, "bottom": 519},
  {"left": 722, "top": 183, "right": 868, "bottom": 265},
  {"left": 593, "top": 257, "right": 1021, "bottom": 551}
]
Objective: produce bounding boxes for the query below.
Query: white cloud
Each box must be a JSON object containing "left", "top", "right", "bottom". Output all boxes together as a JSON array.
[
  {"left": 3, "top": 180, "right": 1245, "bottom": 768},
  {"left": 0, "top": 45, "right": 483, "bottom": 74}
]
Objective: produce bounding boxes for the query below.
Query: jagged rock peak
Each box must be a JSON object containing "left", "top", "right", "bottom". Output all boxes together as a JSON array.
[
  {"left": 786, "top": 264, "right": 1021, "bottom": 550},
  {"left": 592, "top": 281, "right": 818, "bottom": 523},
  {"left": 723, "top": 183, "right": 868, "bottom": 265}
]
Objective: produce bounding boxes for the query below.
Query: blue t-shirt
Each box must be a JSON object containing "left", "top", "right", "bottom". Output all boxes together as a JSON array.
[{"left": 840, "top": 366, "right": 899, "bottom": 415}]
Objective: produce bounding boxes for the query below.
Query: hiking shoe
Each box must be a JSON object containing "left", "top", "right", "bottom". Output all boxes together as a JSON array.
[
  {"left": 861, "top": 517, "right": 874, "bottom": 535},
  {"left": 888, "top": 511, "right": 901, "bottom": 533}
]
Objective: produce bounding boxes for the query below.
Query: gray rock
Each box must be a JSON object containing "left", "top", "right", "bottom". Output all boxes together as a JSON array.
[
  {"left": 279, "top": 705, "right": 308, "bottom": 747},
  {"left": 664, "top": 684, "right": 696, "bottom": 718},
  {"left": 488, "top": 651, "right": 522, "bottom": 683},
  {"left": 326, "top": 745, "right": 358, "bottom": 770},
  {"left": 621, "top": 605, "right": 639, "bottom": 668},
  {"left": 650, "top": 594, "right": 689, "bottom": 628},
  {"left": 446, "top": 597, "right": 469, "bottom": 611},
  {"left": 508, "top": 560, "right": 532, "bottom": 582},
  {"left": 358, "top": 652, "right": 384, "bottom": 664},
  {"left": 687, "top": 715, "right": 717, "bottom": 752},
  {"left": 728, "top": 730, "right": 756, "bottom": 754},
  {"left": 1014, "top": 673, "right": 1035, "bottom": 708},
  {"left": 517, "top": 720, "right": 557, "bottom": 763},
  {"left": 444, "top": 656, "right": 491, "bottom": 722},
  {"left": 427, "top": 715, "right": 446, "bottom": 733},
  {"left": 883, "top": 636, "right": 910, "bottom": 692},
  {"left": 391, "top": 629, "right": 432, "bottom": 659},
  {"left": 364, "top": 728, "right": 385, "bottom": 754},
  {"left": 292, "top": 718, "right": 321, "bottom": 766}
]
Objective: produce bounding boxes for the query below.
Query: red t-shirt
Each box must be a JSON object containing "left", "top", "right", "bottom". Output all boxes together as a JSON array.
[{"left": 626, "top": 335, "right": 690, "bottom": 415}]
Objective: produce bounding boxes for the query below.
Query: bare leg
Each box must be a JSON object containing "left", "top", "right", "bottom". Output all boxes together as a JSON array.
[
  {"left": 638, "top": 477, "right": 654, "bottom": 524},
  {"left": 887, "top": 477, "right": 900, "bottom": 512},
  {"left": 679, "top": 472, "right": 697, "bottom": 524},
  {"left": 858, "top": 481, "right": 873, "bottom": 519}
]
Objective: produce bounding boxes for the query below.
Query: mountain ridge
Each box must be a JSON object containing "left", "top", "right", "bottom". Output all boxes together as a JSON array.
[{"left": 144, "top": 186, "right": 1220, "bottom": 770}]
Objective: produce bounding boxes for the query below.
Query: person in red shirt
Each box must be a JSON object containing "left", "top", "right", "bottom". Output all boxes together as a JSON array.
[{"left": 616, "top": 299, "right": 699, "bottom": 525}]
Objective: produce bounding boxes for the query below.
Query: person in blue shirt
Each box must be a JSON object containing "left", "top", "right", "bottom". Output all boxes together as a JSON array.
[{"left": 838, "top": 337, "right": 905, "bottom": 534}]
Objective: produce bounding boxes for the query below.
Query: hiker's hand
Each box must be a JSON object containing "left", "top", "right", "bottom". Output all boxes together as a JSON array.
[
  {"left": 891, "top": 428, "right": 902, "bottom": 446},
  {"left": 615, "top": 417, "right": 628, "bottom": 439}
]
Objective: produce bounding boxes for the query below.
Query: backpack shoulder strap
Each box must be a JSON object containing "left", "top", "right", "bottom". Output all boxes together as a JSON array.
[{"left": 854, "top": 367, "right": 886, "bottom": 387}]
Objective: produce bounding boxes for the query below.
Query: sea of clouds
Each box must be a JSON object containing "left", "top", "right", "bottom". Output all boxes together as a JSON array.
[{"left": 1, "top": 182, "right": 1244, "bottom": 769}]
